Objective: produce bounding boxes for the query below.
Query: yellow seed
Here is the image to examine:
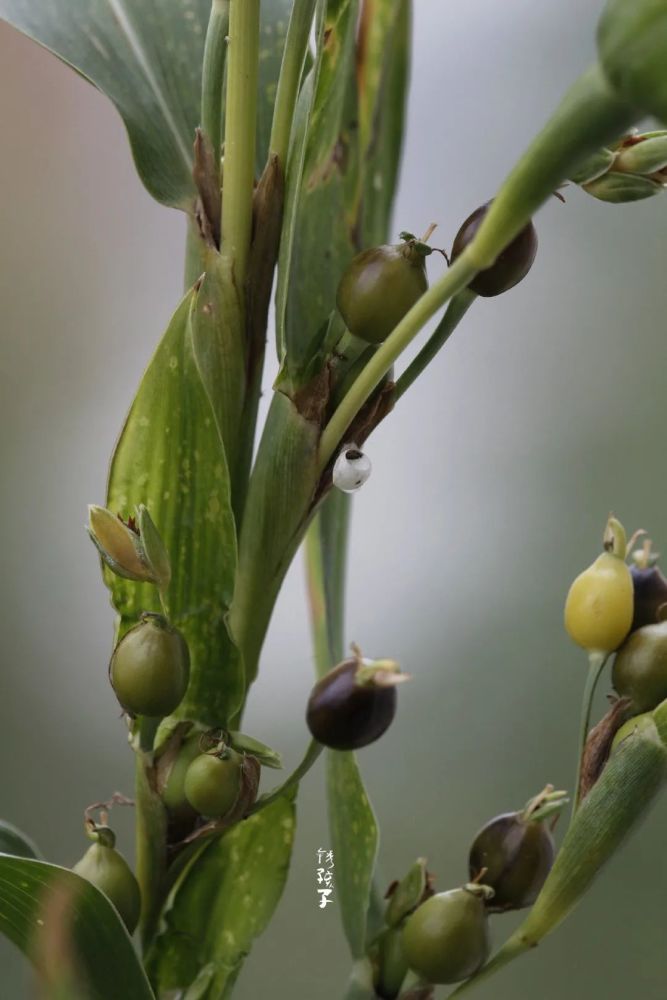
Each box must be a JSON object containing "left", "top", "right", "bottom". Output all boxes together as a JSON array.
[{"left": 564, "top": 551, "right": 633, "bottom": 654}]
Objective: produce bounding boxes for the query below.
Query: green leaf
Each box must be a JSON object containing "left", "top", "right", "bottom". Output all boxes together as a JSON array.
[
  {"left": 106, "top": 290, "right": 243, "bottom": 728},
  {"left": 0, "top": 820, "right": 41, "bottom": 860},
  {"left": 146, "top": 792, "right": 296, "bottom": 997},
  {"left": 0, "top": 0, "right": 298, "bottom": 207},
  {"left": 276, "top": 0, "right": 361, "bottom": 371},
  {"left": 308, "top": 495, "right": 381, "bottom": 960},
  {"left": 0, "top": 854, "right": 155, "bottom": 1000},
  {"left": 276, "top": 0, "right": 412, "bottom": 373},
  {"left": 326, "top": 750, "right": 380, "bottom": 958},
  {"left": 356, "top": 0, "right": 412, "bottom": 246}
]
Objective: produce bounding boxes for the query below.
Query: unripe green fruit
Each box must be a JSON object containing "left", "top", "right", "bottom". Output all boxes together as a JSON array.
[
  {"left": 184, "top": 750, "right": 243, "bottom": 818},
  {"left": 162, "top": 734, "right": 203, "bottom": 819},
  {"left": 613, "top": 621, "right": 667, "bottom": 712},
  {"left": 630, "top": 564, "right": 667, "bottom": 633},
  {"left": 336, "top": 241, "right": 428, "bottom": 344},
  {"left": 110, "top": 613, "right": 189, "bottom": 717},
  {"left": 401, "top": 888, "right": 490, "bottom": 985},
  {"left": 611, "top": 711, "right": 655, "bottom": 752},
  {"left": 73, "top": 840, "right": 141, "bottom": 933},
  {"left": 450, "top": 202, "right": 537, "bottom": 297},
  {"left": 468, "top": 813, "right": 554, "bottom": 912},
  {"left": 306, "top": 658, "right": 398, "bottom": 751}
]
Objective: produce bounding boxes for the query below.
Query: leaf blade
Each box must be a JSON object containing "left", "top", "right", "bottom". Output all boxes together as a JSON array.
[
  {"left": 0, "top": 821, "right": 41, "bottom": 860},
  {"left": 146, "top": 792, "right": 297, "bottom": 996},
  {"left": 0, "top": 854, "right": 155, "bottom": 1000},
  {"left": 106, "top": 290, "right": 243, "bottom": 727}
]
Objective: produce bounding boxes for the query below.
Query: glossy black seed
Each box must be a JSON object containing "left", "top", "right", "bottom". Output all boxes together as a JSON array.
[
  {"left": 451, "top": 202, "right": 537, "bottom": 297},
  {"left": 306, "top": 659, "right": 397, "bottom": 750}
]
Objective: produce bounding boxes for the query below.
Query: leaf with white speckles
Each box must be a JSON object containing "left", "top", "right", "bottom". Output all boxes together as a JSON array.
[
  {"left": 146, "top": 792, "right": 297, "bottom": 997},
  {"left": 326, "top": 750, "right": 380, "bottom": 959},
  {"left": 0, "top": 0, "right": 302, "bottom": 206},
  {"left": 106, "top": 290, "right": 244, "bottom": 727},
  {"left": 0, "top": 854, "right": 155, "bottom": 999}
]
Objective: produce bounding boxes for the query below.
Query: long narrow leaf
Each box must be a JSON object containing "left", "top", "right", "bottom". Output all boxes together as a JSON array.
[
  {"left": 146, "top": 792, "right": 297, "bottom": 997},
  {"left": 106, "top": 291, "right": 243, "bottom": 728},
  {"left": 0, "top": 854, "right": 155, "bottom": 1000}
]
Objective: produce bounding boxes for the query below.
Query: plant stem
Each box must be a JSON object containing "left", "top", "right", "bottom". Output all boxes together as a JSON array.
[
  {"left": 318, "top": 63, "right": 637, "bottom": 472},
  {"left": 270, "top": 0, "right": 318, "bottom": 164},
  {"left": 220, "top": 0, "right": 260, "bottom": 288},
  {"left": 201, "top": 0, "right": 230, "bottom": 160},
  {"left": 318, "top": 250, "right": 479, "bottom": 471},
  {"left": 447, "top": 935, "right": 531, "bottom": 998},
  {"left": 394, "top": 289, "right": 476, "bottom": 401},
  {"left": 572, "top": 651, "right": 609, "bottom": 815},
  {"left": 247, "top": 739, "right": 323, "bottom": 815}
]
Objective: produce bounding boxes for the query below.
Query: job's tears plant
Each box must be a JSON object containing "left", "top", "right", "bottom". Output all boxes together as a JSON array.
[{"left": 1, "top": 0, "right": 667, "bottom": 997}]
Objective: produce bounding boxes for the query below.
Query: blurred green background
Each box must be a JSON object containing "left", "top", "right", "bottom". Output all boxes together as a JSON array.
[{"left": 1, "top": 1, "right": 667, "bottom": 997}]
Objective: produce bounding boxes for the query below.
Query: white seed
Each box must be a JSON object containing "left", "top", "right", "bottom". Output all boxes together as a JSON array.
[{"left": 333, "top": 443, "right": 372, "bottom": 493}]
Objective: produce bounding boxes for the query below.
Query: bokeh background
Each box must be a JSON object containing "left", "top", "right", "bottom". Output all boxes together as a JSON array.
[{"left": 2, "top": 1, "right": 667, "bottom": 997}]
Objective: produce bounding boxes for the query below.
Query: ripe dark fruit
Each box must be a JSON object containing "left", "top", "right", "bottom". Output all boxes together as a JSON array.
[
  {"left": 184, "top": 749, "right": 244, "bottom": 818},
  {"left": 630, "top": 563, "right": 667, "bottom": 632},
  {"left": 450, "top": 202, "right": 537, "bottom": 297},
  {"left": 468, "top": 812, "right": 555, "bottom": 912},
  {"left": 336, "top": 234, "right": 429, "bottom": 344},
  {"left": 73, "top": 831, "right": 141, "bottom": 933},
  {"left": 110, "top": 612, "right": 190, "bottom": 718},
  {"left": 306, "top": 654, "right": 404, "bottom": 751},
  {"left": 612, "top": 621, "right": 667, "bottom": 712},
  {"left": 401, "top": 887, "right": 491, "bottom": 985}
]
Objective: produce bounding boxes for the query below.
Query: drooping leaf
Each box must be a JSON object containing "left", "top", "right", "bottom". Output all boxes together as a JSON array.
[
  {"left": 0, "top": 820, "right": 41, "bottom": 860},
  {"left": 0, "top": 0, "right": 297, "bottom": 207},
  {"left": 146, "top": 792, "right": 296, "bottom": 997},
  {"left": 106, "top": 290, "right": 243, "bottom": 728},
  {"left": 0, "top": 854, "right": 155, "bottom": 1000}
]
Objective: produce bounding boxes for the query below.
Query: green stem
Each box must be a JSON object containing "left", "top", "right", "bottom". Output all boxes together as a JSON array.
[
  {"left": 135, "top": 752, "right": 168, "bottom": 950},
  {"left": 201, "top": 0, "right": 230, "bottom": 159},
  {"left": 447, "top": 936, "right": 531, "bottom": 999},
  {"left": 269, "top": 0, "right": 318, "bottom": 164},
  {"left": 318, "top": 63, "right": 638, "bottom": 473},
  {"left": 318, "top": 251, "right": 479, "bottom": 471},
  {"left": 220, "top": 0, "right": 260, "bottom": 288},
  {"left": 394, "top": 289, "right": 476, "bottom": 402},
  {"left": 306, "top": 517, "right": 332, "bottom": 671},
  {"left": 572, "top": 651, "right": 609, "bottom": 815},
  {"left": 138, "top": 715, "right": 160, "bottom": 755},
  {"left": 247, "top": 739, "right": 323, "bottom": 815},
  {"left": 463, "top": 64, "right": 636, "bottom": 271}
]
